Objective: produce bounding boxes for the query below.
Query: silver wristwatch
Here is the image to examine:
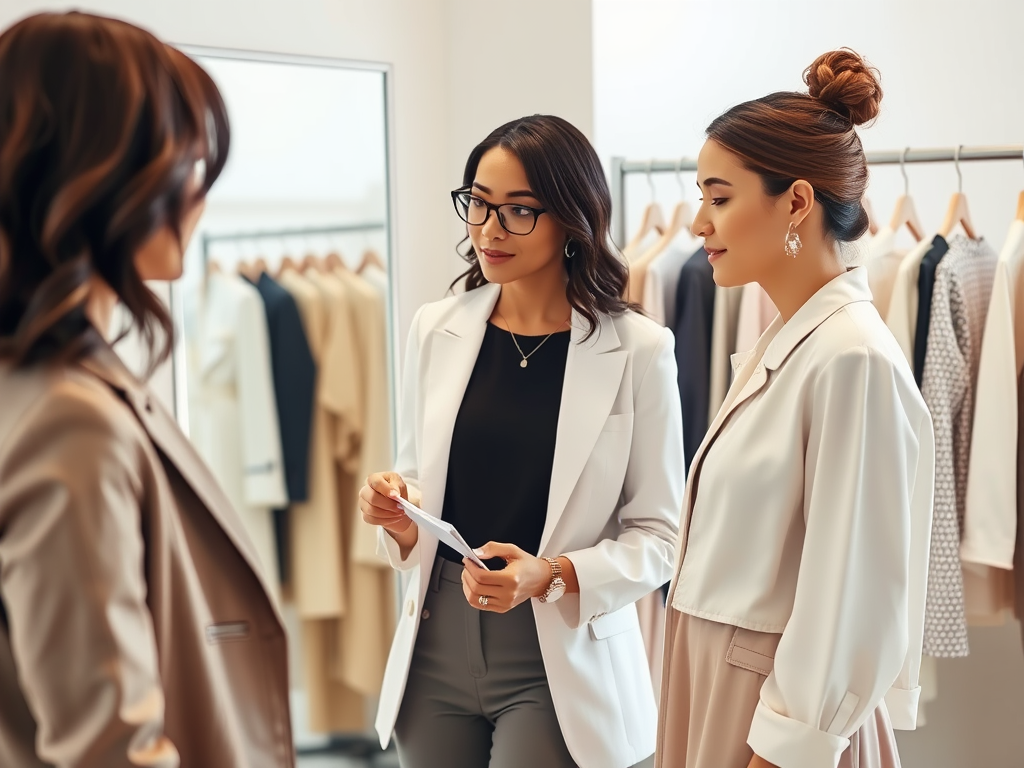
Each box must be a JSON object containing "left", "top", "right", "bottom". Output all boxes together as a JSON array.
[{"left": 539, "top": 557, "right": 567, "bottom": 603}]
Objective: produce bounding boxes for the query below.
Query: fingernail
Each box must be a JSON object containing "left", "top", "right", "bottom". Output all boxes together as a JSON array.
[
  {"left": 473, "top": 548, "right": 484, "bottom": 556},
  {"left": 389, "top": 490, "right": 399, "bottom": 499}
]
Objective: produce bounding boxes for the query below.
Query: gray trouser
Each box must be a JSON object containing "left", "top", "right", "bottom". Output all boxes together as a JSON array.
[{"left": 394, "top": 557, "right": 578, "bottom": 768}]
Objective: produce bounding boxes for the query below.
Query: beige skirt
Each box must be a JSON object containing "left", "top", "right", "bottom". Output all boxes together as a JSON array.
[{"left": 656, "top": 609, "right": 901, "bottom": 768}]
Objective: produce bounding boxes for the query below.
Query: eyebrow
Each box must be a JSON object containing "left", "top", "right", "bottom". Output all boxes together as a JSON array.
[
  {"left": 472, "top": 182, "right": 539, "bottom": 198},
  {"left": 697, "top": 177, "right": 734, "bottom": 189}
]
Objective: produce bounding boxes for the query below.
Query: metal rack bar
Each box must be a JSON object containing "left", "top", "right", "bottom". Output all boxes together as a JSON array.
[
  {"left": 201, "top": 221, "right": 387, "bottom": 267},
  {"left": 610, "top": 145, "right": 1024, "bottom": 245}
]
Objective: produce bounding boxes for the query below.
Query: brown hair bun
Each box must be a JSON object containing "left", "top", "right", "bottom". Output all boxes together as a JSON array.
[{"left": 804, "top": 48, "right": 882, "bottom": 126}]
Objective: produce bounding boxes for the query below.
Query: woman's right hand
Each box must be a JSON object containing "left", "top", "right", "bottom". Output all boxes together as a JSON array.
[{"left": 359, "top": 472, "right": 418, "bottom": 553}]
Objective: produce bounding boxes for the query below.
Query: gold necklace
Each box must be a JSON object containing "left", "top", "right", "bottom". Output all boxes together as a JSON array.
[{"left": 495, "top": 310, "right": 570, "bottom": 369}]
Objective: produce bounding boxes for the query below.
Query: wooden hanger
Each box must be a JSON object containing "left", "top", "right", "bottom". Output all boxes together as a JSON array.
[
  {"left": 862, "top": 196, "right": 880, "bottom": 237},
  {"left": 637, "top": 199, "right": 691, "bottom": 266},
  {"left": 237, "top": 256, "right": 269, "bottom": 283},
  {"left": 358, "top": 249, "right": 386, "bottom": 274},
  {"left": 938, "top": 146, "right": 977, "bottom": 240},
  {"left": 627, "top": 199, "right": 689, "bottom": 304},
  {"left": 889, "top": 196, "right": 924, "bottom": 242},
  {"left": 627, "top": 163, "right": 694, "bottom": 303},
  {"left": 888, "top": 148, "right": 925, "bottom": 242},
  {"left": 276, "top": 254, "right": 300, "bottom": 278},
  {"left": 325, "top": 251, "right": 347, "bottom": 272},
  {"left": 624, "top": 162, "right": 667, "bottom": 258},
  {"left": 301, "top": 252, "right": 324, "bottom": 274}
]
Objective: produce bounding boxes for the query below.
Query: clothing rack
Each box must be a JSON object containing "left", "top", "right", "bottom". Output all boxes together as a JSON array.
[
  {"left": 201, "top": 221, "right": 387, "bottom": 268},
  {"left": 610, "top": 144, "right": 1024, "bottom": 246}
]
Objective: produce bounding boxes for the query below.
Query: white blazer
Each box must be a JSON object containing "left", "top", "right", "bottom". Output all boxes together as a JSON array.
[
  {"left": 375, "top": 283, "right": 684, "bottom": 768},
  {"left": 670, "top": 268, "right": 935, "bottom": 768}
]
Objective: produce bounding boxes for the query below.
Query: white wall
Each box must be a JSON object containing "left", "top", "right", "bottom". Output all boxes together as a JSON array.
[
  {"left": 0, "top": 0, "right": 593, "bottom": 347},
  {"left": 443, "top": 0, "right": 594, "bottom": 249},
  {"left": 593, "top": 2, "right": 1024, "bottom": 766},
  {"left": 595, "top": 0, "right": 1024, "bottom": 255}
]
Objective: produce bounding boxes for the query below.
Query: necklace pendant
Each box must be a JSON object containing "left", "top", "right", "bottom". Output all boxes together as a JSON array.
[{"left": 520, "top": 359, "right": 528, "bottom": 368}]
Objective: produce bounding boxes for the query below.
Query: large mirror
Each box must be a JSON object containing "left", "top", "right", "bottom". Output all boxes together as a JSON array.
[{"left": 169, "top": 48, "right": 399, "bottom": 759}]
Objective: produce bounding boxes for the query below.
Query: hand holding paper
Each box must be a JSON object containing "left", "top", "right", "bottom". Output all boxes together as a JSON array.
[{"left": 394, "top": 497, "right": 489, "bottom": 569}]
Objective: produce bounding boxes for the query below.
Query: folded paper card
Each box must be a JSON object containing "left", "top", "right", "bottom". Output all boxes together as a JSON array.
[{"left": 394, "top": 496, "right": 489, "bottom": 569}]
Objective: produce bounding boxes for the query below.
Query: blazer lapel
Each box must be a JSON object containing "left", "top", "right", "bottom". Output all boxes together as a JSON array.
[
  {"left": 418, "top": 284, "right": 501, "bottom": 519},
  {"left": 78, "top": 344, "right": 280, "bottom": 607},
  {"left": 539, "top": 313, "right": 626, "bottom": 554}
]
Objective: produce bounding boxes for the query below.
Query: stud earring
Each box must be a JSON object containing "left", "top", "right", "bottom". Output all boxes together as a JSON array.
[
  {"left": 564, "top": 240, "right": 575, "bottom": 259},
  {"left": 784, "top": 223, "right": 802, "bottom": 258}
]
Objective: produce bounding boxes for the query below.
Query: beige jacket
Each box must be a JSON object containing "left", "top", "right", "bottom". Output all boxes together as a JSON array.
[{"left": 0, "top": 344, "right": 294, "bottom": 768}]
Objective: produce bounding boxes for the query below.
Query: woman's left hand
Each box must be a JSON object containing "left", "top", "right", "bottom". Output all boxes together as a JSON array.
[{"left": 461, "top": 542, "right": 551, "bottom": 613}]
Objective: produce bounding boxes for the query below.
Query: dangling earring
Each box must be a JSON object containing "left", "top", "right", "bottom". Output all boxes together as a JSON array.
[
  {"left": 564, "top": 239, "right": 575, "bottom": 259},
  {"left": 784, "top": 222, "right": 802, "bottom": 258}
]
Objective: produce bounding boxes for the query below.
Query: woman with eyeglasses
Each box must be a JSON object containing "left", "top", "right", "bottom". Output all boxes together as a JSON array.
[{"left": 359, "top": 115, "right": 684, "bottom": 768}]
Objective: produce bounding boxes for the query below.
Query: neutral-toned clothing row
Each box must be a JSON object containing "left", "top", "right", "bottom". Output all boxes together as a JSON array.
[
  {"left": 190, "top": 264, "right": 395, "bottom": 732},
  {"left": 877, "top": 223, "right": 1024, "bottom": 663}
]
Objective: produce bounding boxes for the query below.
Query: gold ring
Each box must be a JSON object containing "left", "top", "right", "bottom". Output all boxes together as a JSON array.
[{"left": 478, "top": 595, "right": 489, "bottom": 607}]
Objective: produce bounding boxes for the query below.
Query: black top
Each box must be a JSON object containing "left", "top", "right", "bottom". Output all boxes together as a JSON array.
[
  {"left": 673, "top": 246, "right": 717, "bottom": 472},
  {"left": 913, "top": 235, "right": 950, "bottom": 386},
  {"left": 439, "top": 322, "right": 570, "bottom": 568},
  {"left": 246, "top": 273, "right": 317, "bottom": 585}
]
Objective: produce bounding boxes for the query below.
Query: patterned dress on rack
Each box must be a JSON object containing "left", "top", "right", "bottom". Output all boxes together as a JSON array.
[{"left": 920, "top": 235, "right": 997, "bottom": 657}]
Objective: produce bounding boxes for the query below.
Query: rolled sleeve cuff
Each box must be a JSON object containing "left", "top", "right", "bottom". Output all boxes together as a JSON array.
[
  {"left": 748, "top": 701, "right": 849, "bottom": 768},
  {"left": 560, "top": 548, "right": 606, "bottom": 629},
  {"left": 376, "top": 527, "right": 419, "bottom": 572},
  {"left": 884, "top": 685, "right": 921, "bottom": 730}
]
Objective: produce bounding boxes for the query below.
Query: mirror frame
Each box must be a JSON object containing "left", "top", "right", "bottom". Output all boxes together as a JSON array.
[{"left": 167, "top": 46, "right": 400, "bottom": 455}]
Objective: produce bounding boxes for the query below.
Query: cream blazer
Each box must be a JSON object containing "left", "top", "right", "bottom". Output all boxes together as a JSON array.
[
  {"left": 375, "top": 284, "right": 684, "bottom": 768},
  {"left": 669, "top": 268, "right": 935, "bottom": 768}
]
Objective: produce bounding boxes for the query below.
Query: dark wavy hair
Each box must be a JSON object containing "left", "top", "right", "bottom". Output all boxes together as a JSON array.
[
  {"left": 0, "top": 12, "right": 230, "bottom": 372},
  {"left": 452, "top": 115, "right": 632, "bottom": 340}
]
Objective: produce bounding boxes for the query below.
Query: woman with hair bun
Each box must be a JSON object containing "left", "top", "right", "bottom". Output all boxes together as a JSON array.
[{"left": 658, "top": 50, "right": 935, "bottom": 768}]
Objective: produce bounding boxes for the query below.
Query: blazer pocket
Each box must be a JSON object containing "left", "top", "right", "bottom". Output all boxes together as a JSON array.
[
  {"left": 601, "top": 412, "right": 634, "bottom": 433},
  {"left": 205, "top": 621, "right": 251, "bottom": 645},
  {"left": 724, "top": 626, "right": 780, "bottom": 677},
  {"left": 588, "top": 605, "right": 637, "bottom": 640}
]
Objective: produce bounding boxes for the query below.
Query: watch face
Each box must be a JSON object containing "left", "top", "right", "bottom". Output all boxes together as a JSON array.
[{"left": 546, "top": 581, "right": 567, "bottom": 603}]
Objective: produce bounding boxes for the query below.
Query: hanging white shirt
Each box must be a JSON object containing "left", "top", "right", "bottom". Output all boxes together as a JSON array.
[
  {"left": 670, "top": 268, "right": 935, "bottom": 768},
  {"left": 963, "top": 220, "right": 1024, "bottom": 570},
  {"left": 885, "top": 236, "right": 939, "bottom": 364},
  {"left": 194, "top": 272, "right": 288, "bottom": 597}
]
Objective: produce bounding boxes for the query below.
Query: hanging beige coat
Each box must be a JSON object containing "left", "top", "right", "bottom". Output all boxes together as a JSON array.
[
  {"left": 318, "top": 269, "right": 395, "bottom": 698},
  {"left": 278, "top": 269, "right": 362, "bottom": 733}
]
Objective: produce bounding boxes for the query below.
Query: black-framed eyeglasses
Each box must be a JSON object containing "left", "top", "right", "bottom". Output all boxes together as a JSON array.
[{"left": 451, "top": 188, "right": 547, "bottom": 236}]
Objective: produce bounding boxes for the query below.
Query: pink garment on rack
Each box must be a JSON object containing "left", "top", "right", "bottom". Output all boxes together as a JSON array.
[{"left": 735, "top": 283, "right": 777, "bottom": 355}]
